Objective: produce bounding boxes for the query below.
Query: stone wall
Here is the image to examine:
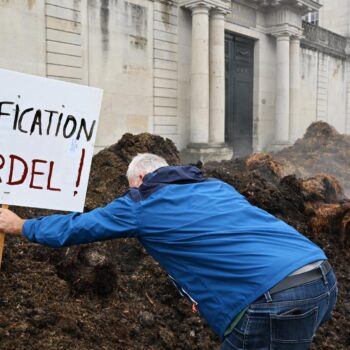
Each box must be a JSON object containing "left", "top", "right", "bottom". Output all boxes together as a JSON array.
[
  {"left": 45, "top": 0, "right": 86, "bottom": 83},
  {"left": 319, "top": 0, "right": 350, "bottom": 37},
  {"left": 85, "top": 0, "right": 153, "bottom": 151},
  {"left": 87, "top": 0, "right": 153, "bottom": 151},
  {"left": 153, "top": 0, "right": 179, "bottom": 144},
  {"left": 0, "top": 0, "right": 155, "bottom": 153},
  {"left": 300, "top": 22, "right": 348, "bottom": 136},
  {"left": 1, "top": 1, "right": 350, "bottom": 155},
  {"left": 0, "top": 1, "right": 45, "bottom": 76}
]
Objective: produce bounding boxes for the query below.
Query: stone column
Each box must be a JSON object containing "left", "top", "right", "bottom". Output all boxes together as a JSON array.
[
  {"left": 209, "top": 9, "right": 225, "bottom": 145},
  {"left": 179, "top": 0, "right": 232, "bottom": 163},
  {"left": 190, "top": 5, "right": 210, "bottom": 145},
  {"left": 289, "top": 36, "right": 301, "bottom": 142},
  {"left": 275, "top": 33, "right": 290, "bottom": 144}
]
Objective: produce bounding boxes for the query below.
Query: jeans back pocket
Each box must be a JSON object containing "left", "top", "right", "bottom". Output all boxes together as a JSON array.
[{"left": 270, "top": 306, "right": 318, "bottom": 347}]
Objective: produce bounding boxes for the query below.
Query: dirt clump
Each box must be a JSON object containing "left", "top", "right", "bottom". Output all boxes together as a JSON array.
[
  {"left": 1, "top": 130, "right": 350, "bottom": 349},
  {"left": 300, "top": 174, "right": 345, "bottom": 203},
  {"left": 86, "top": 133, "right": 180, "bottom": 210},
  {"left": 204, "top": 156, "right": 308, "bottom": 232},
  {"left": 275, "top": 121, "right": 350, "bottom": 191}
]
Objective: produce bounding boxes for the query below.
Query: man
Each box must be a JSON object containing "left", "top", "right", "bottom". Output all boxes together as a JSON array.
[{"left": 0, "top": 153, "right": 337, "bottom": 349}]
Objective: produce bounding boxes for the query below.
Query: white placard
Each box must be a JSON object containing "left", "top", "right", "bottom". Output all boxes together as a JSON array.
[{"left": 0, "top": 69, "right": 103, "bottom": 212}]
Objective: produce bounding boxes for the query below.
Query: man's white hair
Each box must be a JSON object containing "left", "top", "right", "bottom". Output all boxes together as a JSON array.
[{"left": 126, "top": 153, "right": 168, "bottom": 181}]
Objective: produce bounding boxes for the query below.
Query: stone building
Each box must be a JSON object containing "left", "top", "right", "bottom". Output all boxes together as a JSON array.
[{"left": 0, "top": 0, "right": 349, "bottom": 161}]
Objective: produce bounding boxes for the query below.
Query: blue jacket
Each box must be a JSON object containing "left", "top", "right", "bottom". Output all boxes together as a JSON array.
[{"left": 23, "top": 166, "right": 326, "bottom": 338}]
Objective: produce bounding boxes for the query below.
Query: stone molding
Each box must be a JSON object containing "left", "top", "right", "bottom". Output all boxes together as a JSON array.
[
  {"left": 290, "top": 36, "right": 301, "bottom": 42},
  {"left": 210, "top": 8, "right": 228, "bottom": 16},
  {"left": 250, "top": 0, "right": 321, "bottom": 14},
  {"left": 269, "top": 24, "right": 303, "bottom": 38},
  {"left": 301, "top": 21, "right": 348, "bottom": 59},
  {"left": 154, "top": 0, "right": 178, "bottom": 7},
  {"left": 191, "top": 5, "right": 212, "bottom": 14},
  {"left": 265, "top": 5, "right": 304, "bottom": 38},
  {"left": 227, "top": 1, "right": 257, "bottom": 28},
  {"left": 180, "top": 144, "right": 233, "bottom": 163},
  {"left": 234, "top": 0, "right": 259, "bottom": 10},
  {"left": 179, "top": 0, "right": 230, "bottom": 13}
]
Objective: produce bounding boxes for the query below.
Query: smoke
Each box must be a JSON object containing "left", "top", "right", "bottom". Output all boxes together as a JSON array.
[{"left": 273, "top": 121, "right": 350, "bottom": 194}]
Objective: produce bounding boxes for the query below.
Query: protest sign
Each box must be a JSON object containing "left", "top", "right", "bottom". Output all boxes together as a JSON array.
[{"left": 0, "top": 69, "right": 103, "bottom": 212}]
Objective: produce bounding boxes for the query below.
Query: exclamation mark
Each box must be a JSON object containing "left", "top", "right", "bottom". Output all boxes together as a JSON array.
[{"left": 74, "top": 148, "right": 85, "bottom": 197}]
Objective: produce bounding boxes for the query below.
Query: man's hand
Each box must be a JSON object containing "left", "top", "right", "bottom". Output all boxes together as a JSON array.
[{"left": 0, "top": 209, "right": 24, "bottom": 236}]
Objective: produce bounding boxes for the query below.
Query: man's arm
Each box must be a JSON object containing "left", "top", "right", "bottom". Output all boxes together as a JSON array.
[{"left": 0, "top": 195, "right": 138, "bottom": 248}]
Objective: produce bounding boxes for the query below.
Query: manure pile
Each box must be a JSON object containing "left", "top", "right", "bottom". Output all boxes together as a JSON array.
[
  {"left": 275, "top": 121, "right": 350, "bottom": 192},
  {"left": 1, "top": 124, "right": 350, "bottom": 349}
]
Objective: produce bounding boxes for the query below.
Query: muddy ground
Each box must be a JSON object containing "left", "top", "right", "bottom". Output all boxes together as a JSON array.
[{"left": 1, "top": 126, "right": 350, "bottom": 349}]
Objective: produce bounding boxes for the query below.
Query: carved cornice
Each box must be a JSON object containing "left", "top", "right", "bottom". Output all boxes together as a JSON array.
[
  {"left": 155, "top": 0, "right": 178, "bottom": 7},
  {"left": 179, "top": 0, "right": 230, "bottom": 13},
  {"left": 249, "top": 0, "right": 322, "bottom": 15},
  {"left": 269, "top": 24, "right": 303, "bottom": 38}
]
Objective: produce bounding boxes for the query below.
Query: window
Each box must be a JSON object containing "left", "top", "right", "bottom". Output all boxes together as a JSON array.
[{"left": 303, "top": 0, "right": 321, "bottom": 25}]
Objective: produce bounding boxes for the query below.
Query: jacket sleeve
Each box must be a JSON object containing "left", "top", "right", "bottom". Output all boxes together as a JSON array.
[{"left": 22, "top": 195, "right": 138, "bottom": 248}]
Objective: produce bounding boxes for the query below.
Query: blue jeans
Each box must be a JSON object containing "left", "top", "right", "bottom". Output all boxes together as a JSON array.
[{"left": 221, "top": 268, "right": 337, "bottom": 350}]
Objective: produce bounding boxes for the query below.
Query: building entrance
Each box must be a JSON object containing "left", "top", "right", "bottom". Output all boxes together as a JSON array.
[{"left": 225, "top": 33, "right": 254, "bottom": 156}]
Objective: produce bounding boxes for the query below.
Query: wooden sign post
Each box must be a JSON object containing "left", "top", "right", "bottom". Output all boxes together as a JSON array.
[{"left": 0, "top": 204, "right": 9, "bottom": 268}]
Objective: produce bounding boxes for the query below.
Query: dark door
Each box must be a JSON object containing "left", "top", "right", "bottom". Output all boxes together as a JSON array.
[{"left": 225, "top": 33, "right": 254, "bottom": 156}]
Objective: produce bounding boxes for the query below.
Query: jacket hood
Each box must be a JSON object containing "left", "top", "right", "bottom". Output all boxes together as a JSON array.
[
  {"left": 128, "top": 166, "right": 205, "bottom": 202},
  {"left": 143, "top": 165, "right": 203, "bottom": 185}
]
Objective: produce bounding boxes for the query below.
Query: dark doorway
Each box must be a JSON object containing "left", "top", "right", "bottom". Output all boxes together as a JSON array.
[{"left": 225, "top": 33, "right": 254, "bottom": 156}]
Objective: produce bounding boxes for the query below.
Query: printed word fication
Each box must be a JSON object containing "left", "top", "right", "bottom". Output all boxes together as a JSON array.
[{"left": 0, "top": 101, "right": 96, "bottom": 142}]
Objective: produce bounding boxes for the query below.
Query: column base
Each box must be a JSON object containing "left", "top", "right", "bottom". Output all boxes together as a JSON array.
[
  {"left": 180, "top": 143, "right": 233, "bottom": 164},
  {"left": 267, "top": 141, "right": 292, "bottom": 153}
]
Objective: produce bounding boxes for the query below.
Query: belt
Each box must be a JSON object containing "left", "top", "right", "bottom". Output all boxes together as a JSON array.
[{"left": 269, "top": 260, "right": 332, "bottom": 295}]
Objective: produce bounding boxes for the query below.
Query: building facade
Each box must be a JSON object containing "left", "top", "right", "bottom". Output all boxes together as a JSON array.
[{"left": 0, "top": 0, "right": 349, "bottom": 161}]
